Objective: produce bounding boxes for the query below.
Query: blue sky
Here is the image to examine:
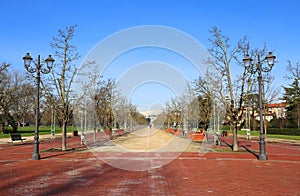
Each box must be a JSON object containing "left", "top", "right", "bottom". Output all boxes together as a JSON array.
[{"left": 1, "top": 0, "right": 299, "bottom": 111}]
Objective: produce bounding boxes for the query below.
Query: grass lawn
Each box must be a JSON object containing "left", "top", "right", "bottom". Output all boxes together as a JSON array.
[
  {"left": 233, "top": 130, "right": 300, "bottom": 140},
  {"left": 264, "top": 134, "right": 300, "bottom": 140},
  {"left": 0, "top": 126, "right": 77, "bottom": 138}
]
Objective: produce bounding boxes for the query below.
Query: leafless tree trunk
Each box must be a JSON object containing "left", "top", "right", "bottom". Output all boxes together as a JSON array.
[
  {"left": 44, "top": 25, "right": 80, "bottom": 151},
  {"left": 206, "top": 27, "right": 251, "bottom": 151}
]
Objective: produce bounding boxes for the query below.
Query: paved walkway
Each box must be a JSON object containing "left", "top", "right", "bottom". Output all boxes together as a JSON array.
[{"left": 0, "top": 129, "right": 299, "bottom": 195}]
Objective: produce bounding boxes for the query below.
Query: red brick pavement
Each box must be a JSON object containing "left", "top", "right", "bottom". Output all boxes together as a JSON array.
[{"left": 0, "top": 135, "right": 299, "bottom": 195}]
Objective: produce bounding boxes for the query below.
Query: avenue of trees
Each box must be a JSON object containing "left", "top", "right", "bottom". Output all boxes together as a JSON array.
[
  {"left": 0, "top": 63, "right": 35, "bottom": 133},
  {"left": 160, "top": 27, "right": 300, "bottom": 151},
  {"left": 1, "top": 25, "right": 299, "bottom": 151},
  {"left": 0, "top": 25, "right": 148, "bottom": 151}
]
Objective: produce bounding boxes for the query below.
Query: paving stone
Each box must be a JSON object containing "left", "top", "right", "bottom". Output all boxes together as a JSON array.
[{"left": 0, "top": 129, "right": 299, "bottom": 195}]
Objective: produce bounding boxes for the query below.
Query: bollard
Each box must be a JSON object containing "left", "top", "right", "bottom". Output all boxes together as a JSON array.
[
  {"left": 246, "top": 130, "right": 251, "bottom": 140},
  {"left": 81, "top": 133, "right": 86, "bottom": 145},
  {"left": 214, "top": 133, "right": 220, "bottom": 145}
]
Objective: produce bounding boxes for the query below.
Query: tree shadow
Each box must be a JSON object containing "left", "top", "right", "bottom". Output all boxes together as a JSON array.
[
  {"left": 41, "top": 147, "right": 88, "bottom": 159},
  {"left": 220, "top": 138, "right": 259, "bottom": 159},
  {"left": 220, "top": 140, "right": 233, "bottom": 150},
  {"left": 41, "top": 152, "right": 69, "bottom": 159},
  {"left": 240, "top": 145, "right": 259, "bottom": 159}
]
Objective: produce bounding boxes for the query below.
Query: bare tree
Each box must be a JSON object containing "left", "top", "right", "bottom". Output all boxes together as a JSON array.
[
  {"left": 0, "top": 63, "right": 9, "bottom": 74},
  {"left": 192, "top": 70, "right": 223, "bottom": 131},
  {"left": 0, "top": 63, "right": 20, "bottom": 133},
  {"left": 164, "top": 97, "right": 183, "bottom": 129},
  {"left": 0, "top": 63, "right": 11, "bottom": 116},
  {"left": 94, "top": 78, "right": 118, "bottom": 130},
  {"left": 207, "top": 27, "right": 276, "bottom": 151},
  {"left": 10, "top": 71, "right": 35, "bottom": 127},
  {"left": 179, "top": 83, "right": 200, "bottom": 132},
  {"left": 285, "top": 61, "right": 300, "bottom": 80},
  {"left": 114, "top": 96, "right": 130, "bottom": 130},
  {"left": 44, "top": 25, "right": 80, "bottom": 151},
  {"left": 206, "top": 27, "right": 251, "bottom": 151}
]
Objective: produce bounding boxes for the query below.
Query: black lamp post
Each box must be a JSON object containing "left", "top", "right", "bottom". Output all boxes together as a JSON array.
[
  {"left": 243, "top": 52, "right": 276, "bottom": 160},
  {"left": 23, "top": 53, "right": 54, "bottom": 160}
]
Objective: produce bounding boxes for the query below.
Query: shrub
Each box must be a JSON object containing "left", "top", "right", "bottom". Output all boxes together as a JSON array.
[{"left": 267, "top": 128, "right": 300, "bottom": 136}]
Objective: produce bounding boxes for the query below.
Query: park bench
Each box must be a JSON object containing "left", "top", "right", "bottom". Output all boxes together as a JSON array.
[{"left": 10, "top": 133, "right": 26, "bottom": 144}]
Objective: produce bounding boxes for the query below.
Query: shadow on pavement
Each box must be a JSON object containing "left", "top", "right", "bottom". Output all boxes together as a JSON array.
[
  {"left": 220, "top": 139, "right": 233, "bottom": 149},
  {"left": 220, "top": 138, "right": 259, "bottom": 159},
  {"left": 240, "top": 145, "right": 259, "bottom": 159},
  {"left": 41, "top": 152, "right": 70, "bottom": 159}
]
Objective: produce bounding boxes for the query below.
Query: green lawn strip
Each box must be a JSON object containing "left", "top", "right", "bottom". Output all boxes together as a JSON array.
[
  {"left": 0, "top": 126, "right": 77, "bottom": 138},
  {"left": 227, "top": 130, "right": 300, "bottom": 140},
  {"left": 265, "top": 134, "right": 300, "bottom": 140}
]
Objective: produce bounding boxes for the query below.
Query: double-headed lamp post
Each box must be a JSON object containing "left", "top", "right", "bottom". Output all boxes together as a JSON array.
[
  {"left": 243, "top": 52, "right": 276, "bottom": 160},
  {"left": 23, "top": 53, "right": 55, "bottom": 160}
]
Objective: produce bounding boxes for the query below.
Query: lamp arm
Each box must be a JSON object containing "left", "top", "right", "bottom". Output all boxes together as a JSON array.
[
  {"left": 261, "top": 66, "right": 273, "bottom": 73},
  {"left": 41, "top": 66, "right": 51, "bottom": 74},
  {"left": 246, "top": 62, "right": 273, "bottom": 75},
  {"left": 25, "top": 64, "right": 37, "bottom": 73}
]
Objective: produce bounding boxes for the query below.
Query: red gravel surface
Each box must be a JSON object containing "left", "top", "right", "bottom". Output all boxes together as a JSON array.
[{"left": 0, "top": 135, "right": 299, "bottom": 195}]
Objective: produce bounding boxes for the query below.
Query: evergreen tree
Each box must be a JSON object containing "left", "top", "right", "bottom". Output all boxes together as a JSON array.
[{"left": 283, "top": 79, "right": 300, "bottom": 129}]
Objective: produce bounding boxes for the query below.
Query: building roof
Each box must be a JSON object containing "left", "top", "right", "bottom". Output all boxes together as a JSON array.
[{"left": 268, "top": 103, "right": 286, "bottom": 108}]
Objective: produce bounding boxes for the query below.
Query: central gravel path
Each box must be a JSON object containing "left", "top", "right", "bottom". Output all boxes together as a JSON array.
[
  {"left": 88, "top": 127, "right": 202, "bottom": 152},
  {"left": 85, "top": 127, "right": 206, "bottom": 171},
  {"left": 115, "top": 127, "right": 174, "bottom": 151}
]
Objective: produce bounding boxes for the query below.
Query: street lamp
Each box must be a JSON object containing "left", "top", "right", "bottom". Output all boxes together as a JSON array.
[
  {"left": 243, "top": 52, "right": 276, "bottom": 160},
  {"left": 23, "top": 53, "right": 54, "bottom": 160}
]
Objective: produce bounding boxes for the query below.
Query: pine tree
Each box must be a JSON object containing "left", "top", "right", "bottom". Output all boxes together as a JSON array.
[{"left": 283, "top": 79, "right": 300, "bottom": 129}]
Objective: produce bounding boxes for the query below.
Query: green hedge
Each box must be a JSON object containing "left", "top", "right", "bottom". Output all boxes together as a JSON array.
[{"left": 267, "top": 128, "right": 300, "bottom": 136}]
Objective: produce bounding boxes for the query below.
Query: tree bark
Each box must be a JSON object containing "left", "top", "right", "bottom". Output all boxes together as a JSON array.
[
  {"left": 232, "top": 124, "right": 239, "bottom": 151},
  {"left": 62, "top": 121, "right": 67, "bottom": 151}
]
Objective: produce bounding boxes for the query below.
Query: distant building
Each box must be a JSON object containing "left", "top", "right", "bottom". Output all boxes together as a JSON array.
[
  {"left": 267, "top": 102, "right": 286, "bottom": 119},
  {"left": 255, "top": 114, "right": 274, "bottom": 122},
  {"left": 140, "top": 111, "right": 159, "bottom": 123},
  {"left": 254, "top": 102, "right": 286, "bottom": 122}
]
